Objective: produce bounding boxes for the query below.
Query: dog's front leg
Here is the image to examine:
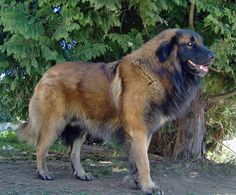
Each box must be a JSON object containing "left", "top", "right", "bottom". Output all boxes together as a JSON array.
[{"left": 126, "top": 126, "right": 162, "bottom": 194}]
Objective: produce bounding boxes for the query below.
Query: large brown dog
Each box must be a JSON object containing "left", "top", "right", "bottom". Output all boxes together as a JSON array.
[{"left": 17, "top": 29, "right": 215, "bottom": 194}]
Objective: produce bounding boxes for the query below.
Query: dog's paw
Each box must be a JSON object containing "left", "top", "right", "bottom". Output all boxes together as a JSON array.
[
  {"left": 141, "top": 182, "right": 164, "bottom": 195},
  {"left": 74, "top": 171, "right": 94, "bottom": 181},
  {"left": 142, "top": 183, "right": 163, "bottom": 195},
  {"left": 37, "top": 171, "right": 54, "bottom": 180}
]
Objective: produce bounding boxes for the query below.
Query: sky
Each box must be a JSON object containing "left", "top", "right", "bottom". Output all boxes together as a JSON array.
[{"left": 0, "top": 73, "right": 5, "bottom": 80}]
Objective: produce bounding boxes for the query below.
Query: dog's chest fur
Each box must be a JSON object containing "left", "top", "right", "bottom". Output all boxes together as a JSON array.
[{"left": 145, "top": 71, "right": 201, "bottom": 132}]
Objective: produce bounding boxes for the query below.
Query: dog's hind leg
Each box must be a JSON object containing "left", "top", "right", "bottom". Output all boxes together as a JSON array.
[
  {"left": 36, "top": 119, "right": 65, "bottom": 180},
  {"left": 70, "top": 133, "right": 94, "bottom": 181}
]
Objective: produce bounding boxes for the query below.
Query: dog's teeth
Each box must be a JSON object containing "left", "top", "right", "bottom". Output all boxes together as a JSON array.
[{"left": 188, "top": 60, "right": 197, "bottom": 66}]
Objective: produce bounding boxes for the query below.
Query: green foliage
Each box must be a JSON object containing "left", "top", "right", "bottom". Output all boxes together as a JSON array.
[
  {"left": 0, "top": 3, "right": 44, "bottom": 40},
  {"left": 0, "top": 130, "right": 69, "bottom": 160},
  {"left": 0, "top": 130, "right": 18, "bottom": 143},
  {"left": 107, "top": 29, "right": 143, "bottom": 53},
  {"left": 195, "top": 0, "right": 236, "bottom": 76},
  {"left": 194, "top": 0, "right": 236, "bottom": 148},
  {"left": 206, "top": 100, "right": 236, "bottom": 139},
  {"left": 73, "top": 41, "right": 110, "bottom": 61},
  {"left": 0, "top": 130, "right": 35, "bottom": 160},
  {"left": 0, "top": 1, "right": 235, "bottom": 154},
  {"left": 207, "top": 143, "right": 236, "bottom": 164}
]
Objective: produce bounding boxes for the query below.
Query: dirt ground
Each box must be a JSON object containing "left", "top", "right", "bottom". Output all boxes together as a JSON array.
[{"left": 0, "top": 145, "right": 236, "bottom": 195}]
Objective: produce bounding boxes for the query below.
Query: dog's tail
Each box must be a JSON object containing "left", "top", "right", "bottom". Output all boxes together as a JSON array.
[{"left": 16, "top": 120, "right": 39, "bottom": 145}]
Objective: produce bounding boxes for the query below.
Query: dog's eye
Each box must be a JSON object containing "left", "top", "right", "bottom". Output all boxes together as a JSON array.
[{"left": 187, "top": 42, "right": 193, "bottom": 46}]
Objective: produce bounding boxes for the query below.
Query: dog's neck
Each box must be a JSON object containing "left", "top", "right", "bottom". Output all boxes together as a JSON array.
[{"left": 162, "top": 68, "right": 201, "bottom": 119}]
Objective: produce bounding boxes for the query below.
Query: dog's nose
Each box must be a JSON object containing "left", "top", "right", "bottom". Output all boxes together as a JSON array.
[{"left": 208, "top": 52, "right": 215, "bottom": 60}]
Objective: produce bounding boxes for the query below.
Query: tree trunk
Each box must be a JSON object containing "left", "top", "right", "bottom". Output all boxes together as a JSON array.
[{"left": 173, "top": 91, "right": 206, "bottom": 159}]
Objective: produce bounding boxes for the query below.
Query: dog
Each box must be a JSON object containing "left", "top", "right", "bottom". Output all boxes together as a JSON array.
[{"left": 17, "top": 28, "right": 215, "bottom": 194}]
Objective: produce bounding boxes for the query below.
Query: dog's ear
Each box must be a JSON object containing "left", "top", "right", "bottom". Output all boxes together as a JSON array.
[{"left": 156, "top": 35, "right": 177, "bottom": 63}]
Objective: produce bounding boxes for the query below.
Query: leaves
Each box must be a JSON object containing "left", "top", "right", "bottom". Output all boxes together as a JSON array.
[
  {"left": 128, "top": 0, "right": 159, "bottom": 27},
  {"left": 75, "top": 41, "right": 110, "bottom": 61},
  {"left": 0, "top": 53, "right": 9, "bottom": 70},
  {"left": 82, "top": 0, "right": 121, "bottom": 10},
  {"left": 0, "top": 2, "right": 44, "bottom": 40},
  {"left": 194, "top": 1, "right": 236, "bottom": 76},
  {"left": 1, "top": 35, "right": 39, "bottom": 59},
  {"left": 107, "top": 29, "right": 143, "bottom": 53},
  {"left": 0, "top": 0, "right": 235, "bottom": 129}
]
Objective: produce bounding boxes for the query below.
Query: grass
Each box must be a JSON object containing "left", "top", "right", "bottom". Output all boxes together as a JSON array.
[
  {"left": 0, "top": 130, "right": 124, "bottom": 159},
  {"left": 1, "top": 129, "right": 235, "bottom": 179},
  {"left": 0, "top": 129, "right": 128, "bottom": 178},
  {"left": 0, "top": 130, "right": 34, "bottom": 160},
  {"left": 0, "top": 130, "right": 68, "bottom": 161},
  {"left": 1, "top": 130, "right": 236, "bottom": 195},
  {"left": 206, "top": 145, "right": 236, "bottom": 164}
]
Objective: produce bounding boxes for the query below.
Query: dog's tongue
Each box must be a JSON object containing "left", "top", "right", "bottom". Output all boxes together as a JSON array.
[{"left": 199, "top": 65, "right": 208, "bottom": 73}]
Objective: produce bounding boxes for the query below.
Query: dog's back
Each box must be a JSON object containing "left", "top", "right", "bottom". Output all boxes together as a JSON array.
[{"left": 17, "top": 61, "right": 121, "bottom": 145}]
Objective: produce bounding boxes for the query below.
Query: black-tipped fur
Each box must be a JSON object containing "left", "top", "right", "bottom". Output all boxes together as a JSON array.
[
  {"left": 156, "top": 36, "right": 176, "bottom": 63},
  {"left": 61, "top": 120, "right": 86, "bottom": 146}
]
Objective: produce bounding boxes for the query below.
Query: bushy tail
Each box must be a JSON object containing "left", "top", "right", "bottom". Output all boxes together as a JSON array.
[{"left": 16, "top": 120, "right": 39, "bottom": 145}]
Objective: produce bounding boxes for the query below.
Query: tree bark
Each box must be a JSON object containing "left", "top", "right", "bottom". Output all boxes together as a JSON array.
[
  {"left": 189, "top": 0, "right": 195, "bottom": 29},
  {"left": 173, "top": 91, "right": 206, "bottom": 159}
]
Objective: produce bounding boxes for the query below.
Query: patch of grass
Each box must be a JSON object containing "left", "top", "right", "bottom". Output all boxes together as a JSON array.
[
  {"left": 0, "top": 130, "right": 130, "bottom": 181},
  {"left": 206, "top": 146, "right": 236, "bottom": 164},
  {"left": 0, "top": 130, "right": 68, "bottom": 161},
  {"left": 0, "top": 130, "right": 128, "bottom": 178},
  {"left": 101, "top": 141, "right": 126, "bottom": 159},
  {"left": 0, "top": 130, "right": 35, "bottom": 160}
]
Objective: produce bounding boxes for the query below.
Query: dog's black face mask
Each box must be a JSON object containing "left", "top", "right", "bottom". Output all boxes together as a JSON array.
[{"left": 156, "top": 29, "right": 215, "bottom": 77}]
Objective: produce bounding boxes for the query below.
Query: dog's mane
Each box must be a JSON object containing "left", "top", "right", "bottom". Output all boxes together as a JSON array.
[{"left": 124, "top": 29, "right": 201, "bottom": 119}]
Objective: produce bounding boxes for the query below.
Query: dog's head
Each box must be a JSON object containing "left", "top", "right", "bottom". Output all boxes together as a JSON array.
[{"left": 156, "top": 29, "right": 215, "bottom": 77}]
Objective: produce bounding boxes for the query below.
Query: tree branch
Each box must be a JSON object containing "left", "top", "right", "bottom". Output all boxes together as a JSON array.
[
  {"left": 211, "top": 137, "right": 236, "bottom": 157},
  {"left": 189, "top": 0, "right": 195, "bottom": 29},
  {"left": 209, "top": 67, "right": 223, "bottom": 73},
  {"left": 208, "top": 88, "right": 236, "bottom": 103}
]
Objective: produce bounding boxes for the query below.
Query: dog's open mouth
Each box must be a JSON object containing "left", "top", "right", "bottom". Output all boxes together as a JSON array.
[{"left": 187, "top": 59, "right": 210, "bottom": 75}]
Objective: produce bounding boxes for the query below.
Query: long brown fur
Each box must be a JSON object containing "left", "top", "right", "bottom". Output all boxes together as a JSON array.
[{"left": 17, "top": 28, "right": 214, "bottom": 194}]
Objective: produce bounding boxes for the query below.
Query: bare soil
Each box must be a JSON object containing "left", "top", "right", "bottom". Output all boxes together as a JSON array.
[{"left": 0, "top": 145, "right": 236, "bottom": 195}]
